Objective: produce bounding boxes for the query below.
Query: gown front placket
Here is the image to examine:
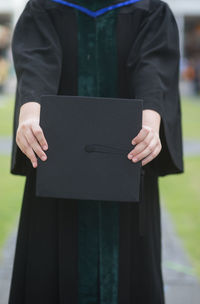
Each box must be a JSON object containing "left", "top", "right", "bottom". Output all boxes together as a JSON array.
[{"left": 75, "top": 3, "right": 120, "bottom": 304}]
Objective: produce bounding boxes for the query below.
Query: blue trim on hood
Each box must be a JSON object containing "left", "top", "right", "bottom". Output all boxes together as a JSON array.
[{"left": 50, "top": 0, "right": 142, "bottom": 17}]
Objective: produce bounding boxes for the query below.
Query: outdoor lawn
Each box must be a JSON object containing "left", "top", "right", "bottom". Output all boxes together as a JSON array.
[
  {"left": 0, "top": 155, "right": 25, "bottom": 256},
  {"left": 0, "top": 95, "right": 15, "bottom": 136},
  {"left": 159, "top": 156, "right": 200, "bottom": 277},
  {"left": 0, "top": 96, "right": 200, "bottom": 277},
  {"left": 159, "top": 97, "right": 200, "bottom": 277}
]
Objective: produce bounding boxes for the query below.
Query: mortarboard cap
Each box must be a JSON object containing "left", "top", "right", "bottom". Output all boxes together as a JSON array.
[{"left": 35, "top": 95, "right": 143, "bottom": 202}]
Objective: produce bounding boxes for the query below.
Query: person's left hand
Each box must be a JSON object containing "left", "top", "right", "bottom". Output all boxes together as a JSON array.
[{"left": 127, "top": 110, "right": 162, "bottom": 166}]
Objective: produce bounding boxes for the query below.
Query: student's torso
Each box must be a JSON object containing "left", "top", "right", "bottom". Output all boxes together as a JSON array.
[{"left": 44, "top": 0, "right": 151, "bottom": 97}]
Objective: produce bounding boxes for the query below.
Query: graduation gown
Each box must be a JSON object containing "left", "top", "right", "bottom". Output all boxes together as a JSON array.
[{"left": 9, "top": 0, "right": 184, "bottom": 303}]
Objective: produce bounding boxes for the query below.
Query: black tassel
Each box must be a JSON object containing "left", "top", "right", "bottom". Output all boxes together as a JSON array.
[{"left": 139, "top": 167, "right": 146, "bottom": 236}]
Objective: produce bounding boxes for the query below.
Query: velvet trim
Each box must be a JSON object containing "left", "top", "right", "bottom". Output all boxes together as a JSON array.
[
  {"left": 50, "top": 0, "right": 142, "bottom": 17},
  {"left": 76, "top": 7, "right": 119, "bottom": 303}
]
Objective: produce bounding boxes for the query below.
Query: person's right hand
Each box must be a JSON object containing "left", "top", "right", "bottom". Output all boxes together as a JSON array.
[{"left": 16, "top": 102, "right": 48, "bottom": 168}]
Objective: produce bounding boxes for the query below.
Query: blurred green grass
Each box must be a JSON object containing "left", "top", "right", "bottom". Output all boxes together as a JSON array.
[
  {"left": 0, "top": 95, "right": 200, "bottom": 276},
  {"left": 159, "top": 156, "right": 200, "bottom": 277},
  {"left": 0, "top": 155, "right": 25, "bottom": 259},
  {"left": 159, "top": 96, "right": 200, "bottom": 277},
  {"left": 0, "top": 96, "right": 15, "bottom": 136},
  {"left": 182, "top": 98, "right": 200, "bottom": 139}
]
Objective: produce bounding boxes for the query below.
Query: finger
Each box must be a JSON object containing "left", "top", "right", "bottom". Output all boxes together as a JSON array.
[
  {"left": 128, "top": 131, "right": 154, "bottom": 160},
  {"left": 24, "top": 128, "right": 47, "bottom": 161},
  {"left": 31, "top": 124, "right": 48, "bottom": 150},
  {"left": 142, "top": 146, "right": 162, "bottom": 166},
  {"left": 16, "top": 134, "right": 38, "bottom": 168},
  {"left": 25, "top": 146, "right": 38, "bottom": 168},
  {"left": 131, "top": 126, "right": 151, "bottom": 145},
  {"left": 131, "top": 139, "right": 158, "bottom": 163}
]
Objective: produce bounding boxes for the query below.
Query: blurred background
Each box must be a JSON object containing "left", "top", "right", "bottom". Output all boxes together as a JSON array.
[{"left": 0, "top": 0, "right": 199, "bottom": 303}]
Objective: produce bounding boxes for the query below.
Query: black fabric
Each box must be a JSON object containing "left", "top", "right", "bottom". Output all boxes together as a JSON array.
[
  {"left": 9, "top": 165, "right": 164, "bottom": 304},
  {"left": 8, "top": 0, "right": 184, "bottom": 303},
  {"left": 118, "top": 166, "right": 164, "bottom": 304},
  {"left": 10, "top": 0, "right": 184, "bottom": 177},
  {"left": 35, "top": 95, "right": 143, "bottom": 202},
  {"left": 8, "top": 167, "right": 79, "bottom": 303},
  {"left": 125, "top": 0, "right": 184, "bottom": 176},
  {"left": 11, "top": 0, "right": 62, "bottom": 106},
  {"left": 116, "top": 0, "right": 184, "bottom": 176}
]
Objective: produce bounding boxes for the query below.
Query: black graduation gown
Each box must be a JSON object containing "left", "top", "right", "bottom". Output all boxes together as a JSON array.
[{"left": 8, "top": 0, "right": 184, "bottom": 303}]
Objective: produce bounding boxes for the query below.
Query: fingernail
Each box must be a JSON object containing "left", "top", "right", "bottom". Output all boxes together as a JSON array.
[
  {"left": 132, "top": 157, "right": 137, "bottom": 162},
  {"left": 43, "top": 145, "right": 48, "bottom": 150},
  {"left": 128, "top": 154, "right": 133, "bottom": 159},
  {"left": 41, "top": 155, "right": 47, "bottom": 161},
  {"left": 132, "top": 140, "right": 136, "bottom": 145},
  {"left": 33, "top": 162, "right": 37, "bottom": 168}
]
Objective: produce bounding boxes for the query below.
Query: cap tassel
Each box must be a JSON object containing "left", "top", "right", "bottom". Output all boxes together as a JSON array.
[{"left": 139, "top": 168, "right": 146, "bottom": 237}]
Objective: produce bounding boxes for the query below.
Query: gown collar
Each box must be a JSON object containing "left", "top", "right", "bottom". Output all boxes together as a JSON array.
[{"left": 50, "top": 0, "right": 142, "bottom": 18}]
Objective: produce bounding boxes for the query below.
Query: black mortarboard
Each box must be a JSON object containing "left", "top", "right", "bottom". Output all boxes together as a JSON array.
[{"left": 35, "top": 95, "right": 143, "bottom": 202}]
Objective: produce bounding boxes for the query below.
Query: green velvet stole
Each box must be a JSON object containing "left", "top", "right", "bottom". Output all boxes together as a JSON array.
[{"left": 76, "top": 4, "right": 119, "bottom": 304}]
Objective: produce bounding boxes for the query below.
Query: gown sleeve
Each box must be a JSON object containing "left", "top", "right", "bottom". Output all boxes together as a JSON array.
[
  {"left": 127, "top": 0, "right": 184, "bottom": 176},
  {"left": 11, "top": 0, "right": 63, "bottom": 106},
  {"left": 10, "top": 0, "right": 63, "bottom": 175}
]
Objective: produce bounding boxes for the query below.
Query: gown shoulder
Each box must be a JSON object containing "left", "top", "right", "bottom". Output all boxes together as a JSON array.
[
  {"left": 125, "top": 0, "right": 184, "bottom": 176},
  {"left": 10, "top": 0, "right": 63, "bottom": 175},
  {"left": 11, "top": 0, "right": 62, "bottom": 107}
]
